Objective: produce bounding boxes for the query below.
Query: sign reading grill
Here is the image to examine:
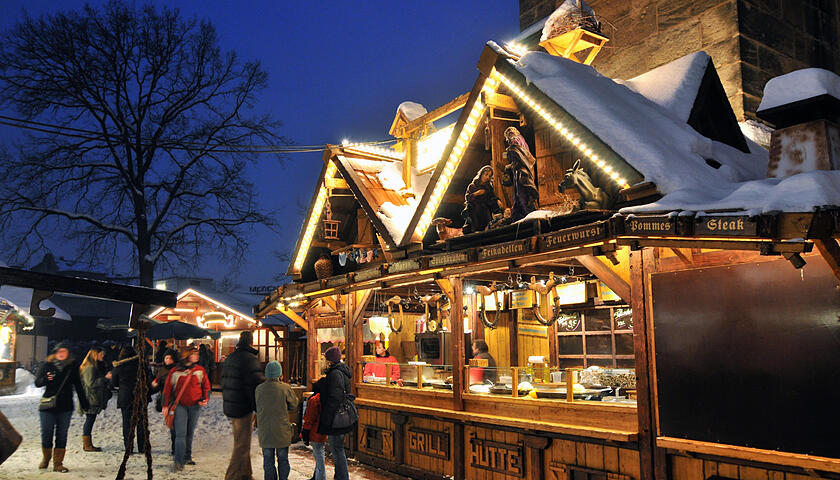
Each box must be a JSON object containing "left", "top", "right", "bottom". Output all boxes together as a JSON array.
[
  {"left": 695, "top": 215, "right": 757, "bottom": 237},
  {"left": 624, "top": 215, "right": 677, "bottom": 235},
  {"left": 477, "top": 239, "right": 530, "bottom": 261},
  {"left": 429, "top": 251, "right": 470, "bottom": 268},
  {"left": 540, "top": 221, "right": 609, "bottom": 251}
]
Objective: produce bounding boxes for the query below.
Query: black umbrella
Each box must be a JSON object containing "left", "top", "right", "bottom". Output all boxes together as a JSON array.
[{"left": 141, "top": 320, "right": 221, "bottom": 340}]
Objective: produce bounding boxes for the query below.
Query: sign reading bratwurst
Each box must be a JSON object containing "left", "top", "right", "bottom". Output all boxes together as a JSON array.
[
  {"left": 695, "top": 215, "right": 757, "bottom": 237},
  {"left": 540, "top": 221, "right": 610, "bottom": 251}
]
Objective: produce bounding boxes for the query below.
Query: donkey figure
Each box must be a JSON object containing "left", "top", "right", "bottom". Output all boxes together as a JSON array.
[{"left": 558, "top": 159, "right": 612, "bottom": 210}]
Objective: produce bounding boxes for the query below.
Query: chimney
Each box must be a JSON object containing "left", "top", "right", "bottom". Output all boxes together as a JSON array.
[{"left": 756, "top": 68, "right": 840, "bottom": 178}]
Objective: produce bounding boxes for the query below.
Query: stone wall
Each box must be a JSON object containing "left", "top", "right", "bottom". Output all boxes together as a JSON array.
[{"left": 519, "top": 0, "right": 840, "bottom": 120}]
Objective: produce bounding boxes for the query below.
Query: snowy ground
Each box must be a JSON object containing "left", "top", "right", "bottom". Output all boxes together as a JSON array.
[{"left": 0, "top": 371, "right": 405, "bottom": 480}]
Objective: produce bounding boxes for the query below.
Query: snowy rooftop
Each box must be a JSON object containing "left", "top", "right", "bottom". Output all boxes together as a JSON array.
[{"left": 758, "top": 68, "right": 840, "bottom": 112}]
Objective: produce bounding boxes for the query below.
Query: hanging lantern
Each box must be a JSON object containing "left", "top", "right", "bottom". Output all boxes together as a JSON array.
[{"left": 322, "top": 197, "right": 340, "bottom": 240}]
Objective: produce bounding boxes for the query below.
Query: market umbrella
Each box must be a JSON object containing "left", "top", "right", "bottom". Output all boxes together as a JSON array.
[{"left": 138, "top": 320, "right": 221, "bottom": 340}]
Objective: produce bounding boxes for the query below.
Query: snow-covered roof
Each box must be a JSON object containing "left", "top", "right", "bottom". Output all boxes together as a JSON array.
[
  {"left": 618, "top": 52, "right": 710, "bottom": 123},
  {"left": 397, "top": 101, "right": 428, "bottom": 122},
  {"left": 541, "top": 0, "right": 598, "bottom": 42},
  {"left": 510, "top": 50, "right": 767, "bottom": 194},
  {"left": 758, "top": 68, "right": 840, "bottom": 112}
]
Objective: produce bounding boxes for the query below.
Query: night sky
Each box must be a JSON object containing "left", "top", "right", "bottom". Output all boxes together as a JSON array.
[{"left": 0, "top": 1, "right": 520, "bottom": 289}]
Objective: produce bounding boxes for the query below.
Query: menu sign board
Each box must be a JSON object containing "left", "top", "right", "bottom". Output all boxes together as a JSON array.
[
  {"left": 429, "top": 251, "right": 470, "bottom": 268},
  {"left": 387, "top": 259, "right": 419, "bottom": 274},
  {"left": 624, "top": 215, "right": 677, "bottom": 235},
  {"left": 353, "top": 267, "right": 382, "bottom": 282},
  {"left": 540, "top": 221, "right": 609, "bottom": 251},
  {"left": 509, "top": 290, "right": 534, "bottom": 309},
  {"left": 477, "top": 239, "right": 530, "bottom": 261},
  {"left": 695, "top": 215, "right": 757, "bottom": 237},
  {"left": 469, "top": 436, "right": 524, "bottom": 477}
]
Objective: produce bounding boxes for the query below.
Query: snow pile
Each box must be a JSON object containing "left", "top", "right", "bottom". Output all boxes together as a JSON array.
[
  {"left": 398, "top": 101, "right": 427, "bottom": 122},
  {"left": 511, "top": 51, "right": 767, "bottom": 194},
  {"left": 622, "top": 170, "right": 840, "bottom": 214},
  {"left": 540, "top": 0, "right": 599, "bottom": 42},
  {"left": 13, "top": 368, "right": 42, "bottom": 397},
  {"left": 739, "top": 120, "right": 774, "bottom": 149},
  {"left": 617, "top": 52, "right": 709, "bottom": 122},
  {"left": 345, "top": 157, "right": 390, "bottom": 173},
  {"left": 758, "top": 68, "right": 840, "bottom": 111},
  {"left": 376, "top": 161, "right": 406, "bottom": 192},
  {"left": 378, "top": 202, "right": 417, "bottom": 243}
]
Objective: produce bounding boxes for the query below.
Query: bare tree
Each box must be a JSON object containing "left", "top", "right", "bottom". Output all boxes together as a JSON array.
[{"left": 0, "top": 1, "right": 282, "bottom": 286}]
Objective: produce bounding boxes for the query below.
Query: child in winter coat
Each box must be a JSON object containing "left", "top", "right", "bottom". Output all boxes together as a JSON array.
[
  {"left": 163, "top": 349, "right": 210, "bottom": 471},
  {"left": 255, "top": 361, "right": 299, "bottom": 480},
  {"left": 300, "top": 378, "right": 328, "bottom": 480}
]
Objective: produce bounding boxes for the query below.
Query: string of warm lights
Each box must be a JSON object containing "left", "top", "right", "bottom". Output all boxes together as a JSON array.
[
  {"left": 292, "top": 161, "right": 339, "bottom": 272},
  {"left": 415, "top": 72, "right": 500, "bottom": 240},
  {"left": 493, "top": 71, "right": 630, "bottom": 189},
  {"left": 341, "top": 140, "right": 405, "bottom": 160}
]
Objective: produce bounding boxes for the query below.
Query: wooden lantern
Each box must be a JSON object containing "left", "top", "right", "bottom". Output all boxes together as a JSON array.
[
  {"left": 322, "top": 198, "right": 340, "bottom": 240},
  {"left": 539, "top": 28, "right": 609, "bottom": 65}
]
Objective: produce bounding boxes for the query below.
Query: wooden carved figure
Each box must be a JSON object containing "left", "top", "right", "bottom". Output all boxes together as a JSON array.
[
  {"left": 559, "top": 159, "right": 612, "bottom": 210},
  {"left": 503, "top": 127, "right": 539, "bottom": 221},
  {"left": 461, "top": 165, "right": 502, "bottom": 234}
]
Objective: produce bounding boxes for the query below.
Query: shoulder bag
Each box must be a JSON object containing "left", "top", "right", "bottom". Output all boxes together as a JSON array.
[
  {"left": 39, "top": 368, "right": 70, "bottom": 411},
  {"left": 330, "top": 373, "right": 358, "bottom": 430},
  {"left": 163, "top": 371, "right": 193, "bottom": 430}
]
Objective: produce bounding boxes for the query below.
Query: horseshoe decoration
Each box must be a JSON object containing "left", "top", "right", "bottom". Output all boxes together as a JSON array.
[
  {"left": 475, "top": 283, "right": 503, "bottom": 329},
  {"left": 385, "top": 295, "right": 404, "bottom": 333},
  {"left": 528, "top": 272, "right": 560, "bottom": 326},
  {"left": 421, "top": 294, "right": 444, "bottom": 333}
]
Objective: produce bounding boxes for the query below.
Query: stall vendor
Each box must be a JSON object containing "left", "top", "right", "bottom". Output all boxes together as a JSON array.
[
  {"left": 470, "top": 340, "right": 497, "bottom": 384},
  {"left": 363, "top": 341, "right": 401, "bottom": 382}
]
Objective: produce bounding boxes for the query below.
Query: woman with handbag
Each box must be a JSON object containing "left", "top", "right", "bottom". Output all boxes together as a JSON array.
[
  {"left": 79, "top": 346, "right": 112, "bottom": 452},
  {"left": 34, "top": 342, "right": 89, "bottom": 472},
  {"left": 317, "top": 347, "right": 356, "bottom": 480},
  {"left": 163, "top": 348, "right": 210, "bottom": 472},
  {"left": 150, "top": 348, "right": 178, "bottom": 455}
]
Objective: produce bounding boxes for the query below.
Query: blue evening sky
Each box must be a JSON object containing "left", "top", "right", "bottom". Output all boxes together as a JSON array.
[{"left": 0, "top": 1, "right": 519, "bottom": 288}]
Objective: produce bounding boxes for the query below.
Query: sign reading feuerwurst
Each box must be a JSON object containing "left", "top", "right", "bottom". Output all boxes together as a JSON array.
[
  {"left": 539, "top": 221, "right": 609, "bottom": 251},
  {"left": 428, "top": 251, "right": 470, "bottom": 267},
  {"left": 624, "top": 215, "right": 678, "bottom": 235},
  {"left": 477, "top": 239, "right": 530, "bottom": 261},
  {"left": 408, "top": 427, "right": 450, "bottom": 460},
  {"left": 469, "top": 435, "right": 524, "bottom": 477},
  {"left": 694, "top": 215, "right": 757, "bottom": 237}
]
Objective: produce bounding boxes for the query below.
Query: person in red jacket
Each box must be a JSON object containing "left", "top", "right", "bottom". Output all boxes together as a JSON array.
[
  {"left": 163, "top": 348, "right": 210, "bottom": 472},
  {"left": 300, "top": 378, "right": 328, "bottom": 480},
  {"left": 362, "top": 341, "right": 400, "bottom": 382}
]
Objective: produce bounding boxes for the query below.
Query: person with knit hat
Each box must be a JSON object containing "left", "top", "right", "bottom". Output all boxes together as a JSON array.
[
  {"left": 301, "top": 377, "right": 328, "bottom": 480},
  {"left": 222, "top": 330, "right": 265, "bottom": 480},
  {"left": 318, "top": 346, "right": 354, "bottom": 480},
  {"left": 150, "top": 348, "right": 179, "bottom": 454},
  {"left": 163, "top": 347, "right": 210, "bottom": 471},
  {"left": 34, "top": 342, "right": 89, "bottom": 472},
  {"left": 255, "top": 361, "right": 299, "bottom": 480}
]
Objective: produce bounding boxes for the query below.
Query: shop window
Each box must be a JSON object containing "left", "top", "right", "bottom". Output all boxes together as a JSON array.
[
  {"left": 254, "top": 328, "right": 284, "bottom": 363},
  {"left": 556, "top": 306, "right": 635, "bottom": 368}
]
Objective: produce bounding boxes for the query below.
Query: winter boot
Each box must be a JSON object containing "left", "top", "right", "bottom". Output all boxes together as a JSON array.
[
  {"left": 82, "top": 435, "right": 101, "bottom": 452},
  {"left": 52, "top": 448, "right": 69, "bottom": 473},
  {"left": 38, "top": 447, "right": 52, "bottom": 469}
]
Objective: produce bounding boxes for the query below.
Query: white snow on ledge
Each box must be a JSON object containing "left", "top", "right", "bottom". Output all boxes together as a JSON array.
[
  {"left": 758, "top": 68, "right": 840, "bottom": 112},
  {"left": 622, "top": 170, "right": 840, "bottom": 215},
  {"left": 398, "top": 101, "right": 427, "bottom": 122}
]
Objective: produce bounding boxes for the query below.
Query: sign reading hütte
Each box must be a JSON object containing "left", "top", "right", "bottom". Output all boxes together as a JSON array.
[
  {"left": 694, "top": 215, "right": 757, "bottom": 237},
  {"left": 540, "top": 221, "right": 609, "bottom": 251},
  {"left": 469, "top": 435, "right": 524, "bottom": 477}
]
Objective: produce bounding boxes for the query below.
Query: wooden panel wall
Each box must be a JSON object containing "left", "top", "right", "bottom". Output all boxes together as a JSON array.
[
  {"left": 464, "top": 425, "right": 529, "bottom": 479},
  {"left": 533, "top": 118, "right": 579, "bottom": 209},
  {"left": 546, "top": 440, "right": 641, "bottom": 480},
  {"left": 405, "top": 417, "right": 455, "bottom": 477},
  {"left": 484, "top": 311, "right": 513, "bottom": 368},
  {"left": 669, "top": 454, "right": 813, "bottom": 480},
  {"left": 517, "top": 309, "right": 550, "bottom": 367},
  {"left": 387, "top": 313, "right": 421, "bottom": 363}
]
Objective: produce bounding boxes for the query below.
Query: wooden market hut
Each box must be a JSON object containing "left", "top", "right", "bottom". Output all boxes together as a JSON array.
[{"left": 255, "top": 28, "right": 840, "bottom": 480}]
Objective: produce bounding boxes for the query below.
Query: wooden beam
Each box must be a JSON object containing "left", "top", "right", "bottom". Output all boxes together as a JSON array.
[
  {"left": 352, "top": 289, "right": 374, "bottom": 327},
  {"left": 277, "top": 307, "right": 308, "bottom": 331},
  {"left": 396, "top": 92, "right": 470, "bottom": 137},
  {"left": 450, "top": 276, "right": 465, "bottom": 412},
  {"left": 575, "top": 254, "right": 631, "bottom": 303},
  {"left": 814, "top": 238, "right": 840, "bottom": 283},
  {"left": 321, "top": 296, "right": 338, "bottom": 313},
  {"left": 306, "top": 312, "right": 318, "bottom": 388},
  {"left": 0, "top": 266, "right": 176, "bottom": 307},
  {"left": 669, "top": 248, "right": 693, "bottom": 266}
]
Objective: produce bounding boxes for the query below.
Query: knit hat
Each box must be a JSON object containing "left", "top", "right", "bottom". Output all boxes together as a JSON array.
[
  {"left": 265, "top": 361, "right": 282, "bottom": 379},
  {"left": 324, "top": 346, "right": 342, "bottom": 364},
  {"left": 53, "top": 341, "right": 71, "bottom": 353},
  {"left": 181, "top": 347, "right": 199, "bottom": 361}
]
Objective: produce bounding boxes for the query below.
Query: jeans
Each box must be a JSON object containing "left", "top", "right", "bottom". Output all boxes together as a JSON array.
[
  {"left": 173, "top": 404, "right": 201, "bottom": 466},
  {"left": 328, "top": 434, "right": 348, "bottom": 480},
  {"left": 261, "top": 447, "right": 290, "bottom": 480},
  {"left": 311, "top": 442, "right": 326, "bottom": 480},
  {"left": 39, "top": 410, "right": 72, "bottom": 448},
  {"left": 83, "top": 413, "right": 97, "bottom": 436},
  {"left": 120, "top": 406, "right": 145, "bottom": 452}
]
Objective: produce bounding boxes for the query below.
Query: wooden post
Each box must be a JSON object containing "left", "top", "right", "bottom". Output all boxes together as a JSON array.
[
  {"left": 450, "top": 276, "right": 465, "bottom": 411},
  {"left": 416, "top": 365, "right": 423, "bottom": 390},
  {"left": 565, "top": 368, "right": 575, "bottom": 402},
  {"left": 511, "top": 366, "right": 519, "bottom": 398},
  {"left": 523, "top": 435, "right": 551, "bottom": 480},
  {"left": 307, "top": 312, "right": 318, "bottom": 390}
]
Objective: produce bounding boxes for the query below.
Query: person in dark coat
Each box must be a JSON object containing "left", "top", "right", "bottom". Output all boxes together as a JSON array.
[
  {"left": 111, "top": 346, "right": 151, "bottom": 454},
  {"left": 154, "top": 340, "right": 169, "bottom": 364},
  {"left": 151, "top": 348, "right": 178, "bottom": 454},
  {"left": 222, "top": 331, "right": 265, "bottom": 480},
  {"left": 317, "top": 346, "right": 354, "bottom": 480},
  {"left": 79, "top": 346, "right": 112, "bottom": 452},
  {"left": 462, "top": 165, "right": 503, "bottom": 234},
  {"left": 503, "top": 126, "right": 539, "bottom": 221},
  {"left": 35, "top": 342, "right": 90, "bottom": 472},
  {"left": 197, "top": 343, "right": 214, "bottom": 383}
]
